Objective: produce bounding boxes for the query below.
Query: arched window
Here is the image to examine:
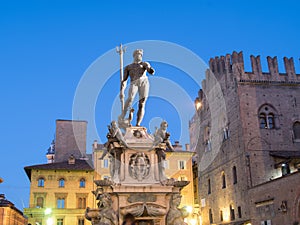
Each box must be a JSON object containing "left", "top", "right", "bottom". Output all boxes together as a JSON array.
[
  {"left": 232, "top": 166, "right": 237, "bottom": 184},
  {"left": 36, "top": 197, "right": 44, "bottom": 208},
  {"left": 293, "top": 122, "right": 300, "bottom": 140},
  {"left": 259, "top": 113, "right": 267, "bottom": 129},
  {"left": 222, "top": 172, "right": 226, "bottom": 189},
  {"left": 267, "top": 113, "right": 275, "bottom": 129},
  {"left": 258, "top": 104, "right": 277, "bottom": 129},
  {"left": 80, "top": 178, "right": 86, "bottom": 188},
  {"left": 38, "top": 178, "right": 44, "bottom": 187},
  {"left": 59, "top": 178, "right": 65, "bottom": 187}
]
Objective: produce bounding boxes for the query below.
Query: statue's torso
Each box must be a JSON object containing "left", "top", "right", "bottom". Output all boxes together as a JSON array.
[{"left": 125, "top": 62, "right": 148, "bottom": 82}]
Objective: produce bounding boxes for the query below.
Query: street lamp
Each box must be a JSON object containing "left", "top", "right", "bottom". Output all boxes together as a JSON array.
[
  {"left": 44, "top": 208, "right": 52, "bottom": 215},
  {"left": 194, "top": 98, "right": 202, "bottom": 111},
  {"left": 46, "top": 218, "right": 53, "bottom": 225}
]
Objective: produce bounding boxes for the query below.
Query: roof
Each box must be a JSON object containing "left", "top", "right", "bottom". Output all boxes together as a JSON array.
[
  {"left": 24, "top": 159, "right": 94, "bottom": 180},
  {"left": 270, "top": 151, "right": 300, "bottom": 159},
  {"left": 0, "top": 196, "right": 25, "bottom": 216}
]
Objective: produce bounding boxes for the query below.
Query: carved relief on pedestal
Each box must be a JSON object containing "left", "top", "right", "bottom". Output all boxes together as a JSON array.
[{"left": 129, "top": 152, "right": 151, "bottom": 181}]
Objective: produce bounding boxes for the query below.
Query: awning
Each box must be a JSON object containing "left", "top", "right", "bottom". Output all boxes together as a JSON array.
[{"left": 269, "top": 151, "right": 300, "bottom": 159}]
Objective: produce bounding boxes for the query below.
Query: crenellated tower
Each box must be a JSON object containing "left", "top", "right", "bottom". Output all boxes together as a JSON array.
[{"left": 193, "top": 51, "right": 300, "bottom": 225}]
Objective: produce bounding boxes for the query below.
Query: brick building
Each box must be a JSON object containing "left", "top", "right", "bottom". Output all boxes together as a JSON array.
[
  {"left": 191, "top": 52, "right": 300, "bottom": 225},
  {"left": 0, "top": 194, "right": 28, "bottom": 225}
]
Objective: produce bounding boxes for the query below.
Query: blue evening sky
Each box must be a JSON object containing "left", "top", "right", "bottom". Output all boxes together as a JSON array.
[{"left": 0, "top": 0, "right": 299, "bottom": 209}]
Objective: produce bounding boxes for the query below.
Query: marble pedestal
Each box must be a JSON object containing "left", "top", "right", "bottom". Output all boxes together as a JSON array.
[{"left": 87, "top": 126, "right": 189, "bottom": 225}]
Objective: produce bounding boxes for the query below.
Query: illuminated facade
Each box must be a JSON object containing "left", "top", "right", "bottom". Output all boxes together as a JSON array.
[
  {"left": 0, "top": 194, "right": 28, "bottom": 225},
  {"left": 23, "top": 157, "right": 94, "bottom": 225},
  {"left": 191, "top": 52, "right": 300, "bottom": 225},
  {"left": 24, "top": 120, "right": 95, "bottom": 225}
]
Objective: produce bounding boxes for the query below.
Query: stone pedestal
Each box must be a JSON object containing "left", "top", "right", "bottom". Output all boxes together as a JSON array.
[{"left": 86, "top": 126, "right": 189, "bottom": 225}]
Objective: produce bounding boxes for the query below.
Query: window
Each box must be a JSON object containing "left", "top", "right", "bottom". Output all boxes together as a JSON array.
[
  {"left": 258, "top": 105, "right": 277, "bottom": 129},
  {"left": 80, "top": 178, "right": 86, "bottom": 188},
  {"left": 220, "top": 210, "right": 223, "bottom": 222},
  {"left": 260, "top": 113, "right": 275, "bottom": 129},
  {"left": 232, "top": 166, "right": 237, "bottom": 184},
  {"left": 59, "top": 178, "right": 65, "bottom": 187},
  {"left": 238, "top": 206, "right": 242, "bottom": 218},
  {"left": 281, "top": 163, "right": 290, "bottom": 176},
  {"left": 222, "top": 172, "right": 226, "bottom": 189},
  {"left": 178, "top": 161, "right": 186, "bottom": 170},
  {"left": 57, "top": 219, "right": 63, "bottom": 225},
  {"left": 230, "top": 205, "right": 235, "bottom": 221},
  {"left": 260, "top": 113, "right": 267, "bottom": 129},
  {"left": 223, "top": 127, "right": 230, "bottom": 140},
  {"left": 178, "top": 176, "right": 187, "bottom": 181},
  {"left": 209, "top": 208, "right": 213, "bottom": 224},
  {"left": 77, "top": 197, "right": 86, "bottom": 209},
  {"left": 78, "top": 219, "right": 84, "bottom": 225},
  {"left": 260, "top": 220, "right": 271, "bottom": 225},
  {"left": 267, "top": 114, "right": 274, "bottom": 129},
  {"left": 208, "top": 179, "right": 211, "bottom": 194},
  {"left": 103, "top": 159, "right": 109, "bottom": 168},
  {"left": 57, "top": 198, "right": 65, "bottom": 208},
  {"left": 38, "top": 178, "right": 44, "bottom": 187},
  {"left": 204, "top": 126, "right": 212, "bottom": 152},
  {"left": 36, "top": 197, "right": 44, "bottom": 208},
  {"left": 293, "top": 122, "right": 300, "bottom": 140}
]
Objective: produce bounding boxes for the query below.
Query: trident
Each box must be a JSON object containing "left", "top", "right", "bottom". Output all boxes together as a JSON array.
[{"left": 116, "top": 44, "right": 127, "bottom": 112}]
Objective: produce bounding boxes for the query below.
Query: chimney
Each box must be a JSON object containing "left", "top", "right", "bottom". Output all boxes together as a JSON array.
[
  {"left": 0, "top": 194, "right": 5, "bottom": 200},
  {"left": 68, "top": 155, "right": 75, "bottom": 165},
  {"left": 185, "top": 144, "right": 190, "bottom": 151}
]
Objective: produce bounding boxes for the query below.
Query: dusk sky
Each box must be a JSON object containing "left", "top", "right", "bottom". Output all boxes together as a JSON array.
[{"left": 0, "top": 0, "right": 299, "bottom": 210}]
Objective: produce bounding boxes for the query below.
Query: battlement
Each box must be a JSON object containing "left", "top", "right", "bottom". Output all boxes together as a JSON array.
[{"left": 208, "top": 51, "right": 300, "bottom": 83}]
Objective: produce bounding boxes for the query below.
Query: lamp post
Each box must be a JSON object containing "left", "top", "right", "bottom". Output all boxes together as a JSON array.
[{"left": 45, "top": 208, "right": 53, "bottom": 225}]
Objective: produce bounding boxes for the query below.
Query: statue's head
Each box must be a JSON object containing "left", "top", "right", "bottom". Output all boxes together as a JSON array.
[
  {"left": 160, "top": 121, "right": 168, "bottom": 130},
  {"left": 133, "top": 49, "right": 143, "bottom": 62},
  {"left": 111, "top": 121, "right": 117, "bottom": 128},
  {"left": 171, "top": 193, "right": 182, "bottom": 207},
  {"left": 98, "top": 193, "right": 112, "bottom": 208}
]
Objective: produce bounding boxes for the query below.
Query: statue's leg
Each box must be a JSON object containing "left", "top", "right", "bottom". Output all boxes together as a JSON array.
[
  {"left": 121, "top": 84, "right": 138, "bottom": 119},
  {"left": 136, "top": 79, "right": 149, "bottom": 126},
  {"left": 136, "top": 97, "right": 146, "bottom": 126}
]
